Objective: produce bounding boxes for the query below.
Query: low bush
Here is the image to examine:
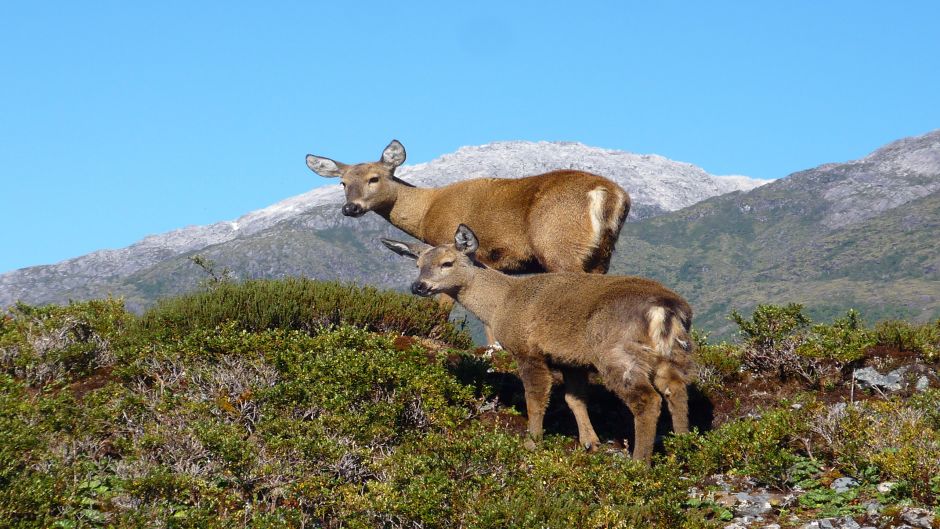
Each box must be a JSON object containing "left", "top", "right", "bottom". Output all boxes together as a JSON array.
[
  {"left": 726, "top": 305, "right": 921, "bottom": 386},
  {"left": 0, "top": 298, "right": 131, "bottom": 386},
  {"left": 873, "top": 319, "right": 940, "bottom": 362},
  {"left": 667, "top": 407, "right": 807, "bottom": 486},
  {"left": 3, "top": 293, "right": 938, "bottom": 527},
  {"left": 137, "top": 278, "right": 471, "bottom": 347}
]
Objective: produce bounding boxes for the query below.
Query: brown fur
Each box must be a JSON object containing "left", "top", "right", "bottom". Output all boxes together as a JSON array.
[
  {"left": 382, "top": 227, "right": 693, "bottom": 464},
  {"left": 306, "top": 141, "right": 630, "bottom": 274}
]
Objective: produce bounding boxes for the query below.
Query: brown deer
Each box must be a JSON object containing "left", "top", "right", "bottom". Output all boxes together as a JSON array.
[
  {"left": 305, "top": 141, "right": 631, "bottom": 339},
  {"left": 382, "top": 225, "right": 693, "bottom": 463}
]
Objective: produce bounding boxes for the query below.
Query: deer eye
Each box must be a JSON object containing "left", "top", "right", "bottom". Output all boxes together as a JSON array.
[
  {"left": 368, "top": 176, "right": 380, "bottom": 184},
  {"left": 441, "top": 261, "right": 454, "bottom": 269}
]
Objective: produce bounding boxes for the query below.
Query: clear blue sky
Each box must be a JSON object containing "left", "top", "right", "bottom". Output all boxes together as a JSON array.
[{"left": 1, "top": 1, "right": 938, "bottom": 273}]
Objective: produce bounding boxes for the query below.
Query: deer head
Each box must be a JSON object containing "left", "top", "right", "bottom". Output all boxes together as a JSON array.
[
  {"left": 306, "top": 140, "right": 407, "bottom": 217},
  {"left": 382, "top": 224, "right": 480, "bottom": 296}
]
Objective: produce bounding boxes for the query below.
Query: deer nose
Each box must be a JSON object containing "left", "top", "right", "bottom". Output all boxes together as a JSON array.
[
  {"left": 411, "top": 281, "right": 431, "bottom": 296},
  {"left": 341, "top": 203, "right": 364, "bottom": 217}
]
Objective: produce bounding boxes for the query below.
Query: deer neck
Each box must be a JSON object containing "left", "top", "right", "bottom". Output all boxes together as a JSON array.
[
  {"left": 454, "top": 267, "right": 515, "bottom": 326},
  {"left": 377, "top": 183, "right": 436, "bottom": 240}
]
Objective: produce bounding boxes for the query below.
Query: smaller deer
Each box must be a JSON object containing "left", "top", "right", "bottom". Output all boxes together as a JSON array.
[{"left": 382, "top": 225, "right": 692, "bottom": 463}]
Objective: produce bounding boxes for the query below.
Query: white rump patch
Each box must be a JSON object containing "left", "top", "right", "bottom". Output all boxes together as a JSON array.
[
  {"left": 646, "top": 307, "right": 668, "bottom": 355},
  {"left": 587, "top": 187, "right": 608, "bottom": 248}
]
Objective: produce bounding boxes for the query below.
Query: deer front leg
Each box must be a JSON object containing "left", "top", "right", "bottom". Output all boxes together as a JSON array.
[
  {"left": 516, "top": 357, "right": 554, "bottom": 450},
  {"left": 438, "top": 293, "right": 501, "bottom": 346},
  {"left": 435, "top": 293, "right": 455, "bottom": 313},
  {"left": 560, "top": 367, "right": 601, "bottom": 451}
]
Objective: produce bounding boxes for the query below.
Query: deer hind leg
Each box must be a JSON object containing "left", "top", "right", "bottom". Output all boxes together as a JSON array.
[
  {"left": 437, "top": 293, "right": 500, "bottom": 346},
  {"left": 516, "top": 357, "right": 554, "bottom": 450},
  {"left": 653, "top": 361, "right": 689, "bottom": 435},
  {"left": 559, "top": 366, "right": 601, "bottom": 452},
  {"left": 596, "top": 344, "right": 662, "bottom": 463}
]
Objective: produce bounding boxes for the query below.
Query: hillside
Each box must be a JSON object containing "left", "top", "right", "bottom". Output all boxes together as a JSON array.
[
  {"left": 0, "top": 141, "right": 764, "bottom": 311},
  {"left": 1, "top": 284, "right": 938, "bottom": 527},
  {"left": 611, "top": 130, "right": 940, "bottom": 336}
]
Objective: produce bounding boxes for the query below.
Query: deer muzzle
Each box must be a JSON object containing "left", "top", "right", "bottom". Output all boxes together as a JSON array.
[
  {"left": 410, "top": 281, "right": 433, "bottom": 297},
  {"left": 341, "top": 203, "right": 366, "bottom": 217}
]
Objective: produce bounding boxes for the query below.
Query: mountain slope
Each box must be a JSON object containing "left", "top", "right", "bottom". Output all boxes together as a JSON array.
[
  {"left": 0, "top": 141, "right": 764, "bottom": 310},
  {"left": 609, "top": 130, "right": 940, "bottom": 335}
]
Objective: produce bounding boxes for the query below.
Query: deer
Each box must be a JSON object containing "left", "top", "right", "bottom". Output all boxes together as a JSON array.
[
  {"left": 305, "top": 140, "right": 630, "bottom": 342},
  {"left": 381, "top": 224, "right": 693, "bottom": 463}
]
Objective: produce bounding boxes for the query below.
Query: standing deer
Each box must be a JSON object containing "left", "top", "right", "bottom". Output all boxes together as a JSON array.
[
  {"left": 305, "top": 140, "right": 631, "bottom": 341},
  {"left": 382, "top": 225, "right": 693, "bottom": 463}
]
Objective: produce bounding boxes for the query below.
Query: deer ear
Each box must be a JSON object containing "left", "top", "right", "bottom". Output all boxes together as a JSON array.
[
  {"left": 381, "top": 140, "right": 406, "bottom": 168},
  {"left": 381, "top": 238, "right": 429, "bottom": 260},
  {"left": 306, "top": 154, "right": 346, "bottom": 177},
  {"left": 454, "top": 224, "right": 479, "bottom": 255}
]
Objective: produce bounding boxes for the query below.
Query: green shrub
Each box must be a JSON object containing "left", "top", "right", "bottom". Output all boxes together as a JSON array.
[
  {"left": 731, "top": 303, "right": 811, "bottom": 349},
  {"left": 730, "top": 305, "right": 878, "bottom": 386},
  {"left": 692, "top": 341, "right": 742, "bottom": 395},
  {"left": 873, "top": 319, "right": 940, "bottom": 362},
  {"left": 798, "top": 309, "right": 875, "bottom": 364},
  {"left": 0, "top": 298, "right": 131, "bottom": 386},
  {"left": 667, "top": 407, "right": 807, "bottom": 485},
  {"left": 137, "top": 278, "right": 471, "bottom": 347}
]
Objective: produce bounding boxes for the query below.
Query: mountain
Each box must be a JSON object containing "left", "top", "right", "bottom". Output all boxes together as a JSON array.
[
  {"left": 609, "top": 129, "right": 940, "bottom": 336},
  {"left": 0, "top": 141, "right": 765, "bottom": 311}
]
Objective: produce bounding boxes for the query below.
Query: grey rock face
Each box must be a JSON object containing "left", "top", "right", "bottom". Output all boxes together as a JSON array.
[
  {"left": 816, "top": 131, "right": 940, "bottom": 229},
  {"left": 915, "top": 375, "right": 930, "bottom": 392},
  {"left": 830, "top": 477, "right": 858, "bottom": 493},
  {"left": 853, "top": 367, "right": 903, "bottom": 392},
  {"left": 800, "top": 516, "right": 861, "bottom": 529},
  {"left": 901, "top": 507, "right": 936, "bottom": 529}
]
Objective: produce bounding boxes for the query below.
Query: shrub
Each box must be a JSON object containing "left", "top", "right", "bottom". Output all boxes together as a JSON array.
[
  {"left": 137, "top": 278, "right": 472, "bottom": 347},
  {"left": 805, "top": 394, "right": 940, "bottom": 502},
  {"left": 873, "top": 319, "right": 940, "bottom": 362},
  {"left": 797, "top": 309, "right": 875, "bottom": 364},
  {"left": 692, "top": 341, "right": 742, "bottom": 395},
  {"left": 667, "top": 407, "right": 807, "bottom": 486},
  {"left": 0, "top": 298, "right": 131, "bottom": 386},
  {"left": 731, "top": 305, "right": 877, "bottom": 386}
]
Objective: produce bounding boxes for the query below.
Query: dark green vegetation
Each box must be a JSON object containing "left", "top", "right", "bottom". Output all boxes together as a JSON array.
[
  {"left": 139, "top": 277, "right": 470, "bottom": 348},
  {"left": 2, "top": 280, "right": 939, "bottom": 527}
]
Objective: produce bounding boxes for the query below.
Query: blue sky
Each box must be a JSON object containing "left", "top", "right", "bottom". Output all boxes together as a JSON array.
[{"left": 1, "top": 1, "right": 938, "bottom": 273}]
